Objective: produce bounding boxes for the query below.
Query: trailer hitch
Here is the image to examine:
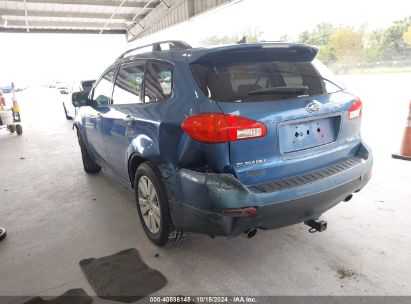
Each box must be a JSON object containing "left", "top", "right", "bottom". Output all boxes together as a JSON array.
[{"left": 305, "top": 219, "right": 327, "bottom": 233}]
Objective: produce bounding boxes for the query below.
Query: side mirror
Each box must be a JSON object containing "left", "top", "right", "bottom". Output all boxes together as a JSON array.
[{"left": 72, "top": 91, "right": 88, "bottom": 107}]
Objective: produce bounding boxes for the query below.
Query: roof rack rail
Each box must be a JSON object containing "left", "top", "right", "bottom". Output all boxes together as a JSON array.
[{"left": 118, "top": 40, "right": 192, "bottom": 59}]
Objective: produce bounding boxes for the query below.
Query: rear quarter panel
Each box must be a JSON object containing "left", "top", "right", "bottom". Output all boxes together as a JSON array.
[{"left": 120, "top": 57, "right": 231, "bottom": 180}]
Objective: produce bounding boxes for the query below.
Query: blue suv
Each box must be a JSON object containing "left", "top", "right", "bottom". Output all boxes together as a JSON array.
[{"left": 73, "top": 41, "right": 372, "bottom": 246}]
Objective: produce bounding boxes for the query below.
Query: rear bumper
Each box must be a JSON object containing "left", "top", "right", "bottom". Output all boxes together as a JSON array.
[{"left": 165, "top": 143, "right": 372, "bottom": 237}]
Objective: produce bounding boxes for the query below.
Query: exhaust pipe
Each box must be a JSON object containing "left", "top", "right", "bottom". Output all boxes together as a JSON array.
[
  {"left": 305, "top": 219, "right": 327, "bottom": 233},
  {"left": 244, "top": 228, "right": 258, "bottom": 239},
  {"left": 344, "top": 194, "right": 353, "bottom": 202}
]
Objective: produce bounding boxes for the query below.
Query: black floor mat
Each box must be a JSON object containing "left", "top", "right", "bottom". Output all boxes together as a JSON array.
[
  {"left": 23, "top": 289, "right": 92, "bottom": 304},
  {"left": 79, "top": 248, "right": 167, "bottom": 303}
]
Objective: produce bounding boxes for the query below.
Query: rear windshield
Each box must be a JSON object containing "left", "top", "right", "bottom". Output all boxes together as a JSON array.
[{"left": 190, "top": 51, "right": 343, "bottom": 102}]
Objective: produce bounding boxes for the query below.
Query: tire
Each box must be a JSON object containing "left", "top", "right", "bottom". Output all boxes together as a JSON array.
[
  {"left": 8, "top": 125, "right": 15, "bottom": 133},
  {"left": 134, "top": 162, "right": 184, "bottom": 247},
  {"left": 77, "top": 130, "right": 101, "bottom": 174},
  {"left": 16, "top": 124, "right": 22, "bottom": 135},
  {"left": 63, "top": 102, "right": 72, "bottom": 120},
  {"left": 0, "top": 228, "right": 6, "bottom": 241}
]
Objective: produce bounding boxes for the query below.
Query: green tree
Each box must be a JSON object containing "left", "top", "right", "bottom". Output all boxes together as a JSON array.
[
  {"left": 403, "top": 25, "right": 411, "bottom": 46},
  {"left": 298, "top": 23, "right": 334, "bottom": 46},
  {"left": 381, "top": 17, "right": 411, "bottom": 58},
  {"left": 200, "top": 35, "right": 237, "bottom": 46},
  {"left": 200, "top": 27, "right": 263, "bottom": 46},
  {"left": 383, "top": 18, "right": 410, "bottom": 48},
  {"left": 362, "top": 30, "right": 385, "bottom": 62},
  {"left": 317, "top": 44, "right": 336, "bottom": 64},
  {"left": 296, "top": 16, "right": 411, "bottom": 65},
  {"left": 330, "top": 28, "right": 363, "bottom": 63},
  {"left": 298, "top": 31, "right": 311, "bottom": 44},
  {"left": 384, "top": 23, "right": 406, "bottom": 50},
  {"left": 297, "top": 23, "right": 336, "bottom": 64}
]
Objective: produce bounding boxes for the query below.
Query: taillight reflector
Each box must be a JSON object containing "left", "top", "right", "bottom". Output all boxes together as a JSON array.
[
  {"left": 223, "top": 207, "right": 257, "bottom": 217},
  {"left": 348, "top": 98, "right": 362, "bottom": 120},
  {"left": 181, "top": 113, "right": 267, "bottom": 143}
]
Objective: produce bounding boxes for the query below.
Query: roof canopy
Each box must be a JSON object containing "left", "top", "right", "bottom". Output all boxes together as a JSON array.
[{"left": 0, "top": 0, "right": 233, "bottom": 41}]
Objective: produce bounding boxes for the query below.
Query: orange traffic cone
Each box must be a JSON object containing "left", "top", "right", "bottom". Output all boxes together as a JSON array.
[{"left": 392, "top": 100, "right": 411, "bottom": 161}]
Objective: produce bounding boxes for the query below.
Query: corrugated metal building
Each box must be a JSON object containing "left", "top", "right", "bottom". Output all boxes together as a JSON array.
[{"left": 0, "top": 0, "right": 235, "bottom": 40}]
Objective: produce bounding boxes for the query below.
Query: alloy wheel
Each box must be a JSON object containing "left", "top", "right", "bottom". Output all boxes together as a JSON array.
[{"left": 138, "top": 176, "right": 161, "bottom": 234}]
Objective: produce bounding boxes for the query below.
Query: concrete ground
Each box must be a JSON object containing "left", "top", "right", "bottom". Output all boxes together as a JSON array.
[{"left": 1, "top": 73, "right": 411, "bottom": 300}]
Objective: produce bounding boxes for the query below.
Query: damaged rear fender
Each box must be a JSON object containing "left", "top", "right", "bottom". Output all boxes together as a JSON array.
[{"left": 164, "top": 168, "right": 261, "bottom": 212}]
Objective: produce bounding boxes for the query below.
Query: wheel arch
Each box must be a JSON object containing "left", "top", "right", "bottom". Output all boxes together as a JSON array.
[
  {"left": 73, "top": 122, "right": 92, "bottom": 152},
  {"left": 128, "top": 153, "right": 146, "bottom": 189}
]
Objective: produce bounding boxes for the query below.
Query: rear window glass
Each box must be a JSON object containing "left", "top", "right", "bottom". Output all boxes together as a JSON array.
[{"left": 190, "top": 51, "right": 343, "bottom": 102}]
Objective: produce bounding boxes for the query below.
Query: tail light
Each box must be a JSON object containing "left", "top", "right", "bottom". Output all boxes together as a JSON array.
[
  {"left": 181, "top": 113, "right": 267, "bottom": 143},
  {"left": 348, "top": 98, "right": 362, "bottom": 120}
]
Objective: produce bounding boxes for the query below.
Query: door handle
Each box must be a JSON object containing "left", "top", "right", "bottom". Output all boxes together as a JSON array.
[{"left": 122, "top": 115, "right": 135, "bottom": 123}]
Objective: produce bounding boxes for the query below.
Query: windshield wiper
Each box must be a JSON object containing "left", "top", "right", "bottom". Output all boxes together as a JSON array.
[{"left": 248, "top": 86, "right": 309, "bottom": 96}]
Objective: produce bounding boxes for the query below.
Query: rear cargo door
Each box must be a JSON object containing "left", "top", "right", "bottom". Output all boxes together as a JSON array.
[{"left": 190, "top": 46, "right": 350, "bottom": 185}]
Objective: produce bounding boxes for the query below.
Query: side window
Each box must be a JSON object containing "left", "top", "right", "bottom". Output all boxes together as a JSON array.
[
  {"left": 92, "top": 69, "right": 115, "bottom": 106},
  {"left": 81, "top": 81, "right": 95, "bottom": 94},
  {"left": 112, "top": 63, "right": 145, "bottom": 105},
  {"left": 144, "top": 61, "right": 173, "bottom": 103}
]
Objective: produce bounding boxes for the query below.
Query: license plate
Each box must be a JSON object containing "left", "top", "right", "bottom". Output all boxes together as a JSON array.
[{"left": 279, "top": 118, "right": 336, "bottom": 153}]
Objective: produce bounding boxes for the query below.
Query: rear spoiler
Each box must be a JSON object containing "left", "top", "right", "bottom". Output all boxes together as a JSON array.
[{"left": 188, "top": 43, "right": 319, "bottom": 64}]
